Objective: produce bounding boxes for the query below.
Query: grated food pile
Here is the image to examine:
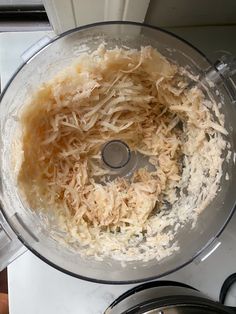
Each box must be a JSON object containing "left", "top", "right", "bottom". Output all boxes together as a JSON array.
[{"left": 17, "top": 45, "right": 227, "bottom": 262}]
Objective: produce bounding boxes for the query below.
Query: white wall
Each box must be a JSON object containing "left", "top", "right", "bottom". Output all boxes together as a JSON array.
[
  {"left": 145, "top": 0, "right": 236, "bottom": 27},
  {"left": 43, "top": 0, "right": 150, "bottom": 34},
  {"left": 41, "top": 0, "right": 236, "bottom": 34}
]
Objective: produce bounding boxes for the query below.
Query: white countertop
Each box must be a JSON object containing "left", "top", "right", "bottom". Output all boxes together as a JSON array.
[{"left": 1, "top": 26, "right": 236, "bottom": 314}]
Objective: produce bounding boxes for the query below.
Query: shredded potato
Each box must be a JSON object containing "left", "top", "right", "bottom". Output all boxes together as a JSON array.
[{"left": 17, "top": 45, "right": 227, "bottom": 262}]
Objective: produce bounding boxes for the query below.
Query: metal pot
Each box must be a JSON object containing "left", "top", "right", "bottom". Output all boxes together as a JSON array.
[{"left": 105, "top": 281, "right": 236, "bottom": 313}]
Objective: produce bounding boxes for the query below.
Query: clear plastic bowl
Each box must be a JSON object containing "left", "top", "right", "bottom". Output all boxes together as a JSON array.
[{"left": 0, "top": 22, "right": 235, "bottom": 283}]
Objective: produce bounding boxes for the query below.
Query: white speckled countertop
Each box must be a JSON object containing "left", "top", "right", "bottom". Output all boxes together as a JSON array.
[{"left": 1, "top": 26, "right": 236, "bottom": 314}]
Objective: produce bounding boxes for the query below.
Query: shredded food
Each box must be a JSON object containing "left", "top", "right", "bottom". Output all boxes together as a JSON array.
[{"left": 17, "top": 45, "right": 227, "bottom": 262}]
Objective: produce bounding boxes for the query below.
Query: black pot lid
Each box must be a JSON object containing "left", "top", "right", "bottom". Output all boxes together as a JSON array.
[
  {"left": 143, "top": 304, "right": 232, "bottom": 313},
  {"left": 105, "top": 281, "right": 236, "bottom": 314}
]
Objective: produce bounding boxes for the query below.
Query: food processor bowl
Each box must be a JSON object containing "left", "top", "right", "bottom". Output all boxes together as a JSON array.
[{"left": 0, "top": 22, "right": 236, "bottom": 283}]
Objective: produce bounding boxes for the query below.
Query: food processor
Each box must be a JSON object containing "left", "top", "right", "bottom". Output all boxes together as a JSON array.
[{"left": 0, "top": 22, "right": 236, "bottom": 285}]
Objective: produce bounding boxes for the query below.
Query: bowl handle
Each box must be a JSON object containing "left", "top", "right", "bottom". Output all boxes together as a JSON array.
[
  {"left": 0, "top": 211, "right": 27, "bottom": 271},
  {"left": 205, "top": 53, "right": 236, "bottom": 103}
]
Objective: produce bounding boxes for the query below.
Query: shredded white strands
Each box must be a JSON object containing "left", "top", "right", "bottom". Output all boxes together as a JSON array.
[{"left": 17, "top": 45, "right": 228, "bottom": 262}]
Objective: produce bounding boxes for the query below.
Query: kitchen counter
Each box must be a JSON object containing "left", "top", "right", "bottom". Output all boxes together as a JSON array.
[{"left": 1, "top": 26, "right": 236, "bottom": 314}]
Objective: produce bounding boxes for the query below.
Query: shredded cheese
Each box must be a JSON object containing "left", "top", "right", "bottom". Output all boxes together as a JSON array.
[{"left": 17, "top": 45, "right": 228, "bottom": 262}]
